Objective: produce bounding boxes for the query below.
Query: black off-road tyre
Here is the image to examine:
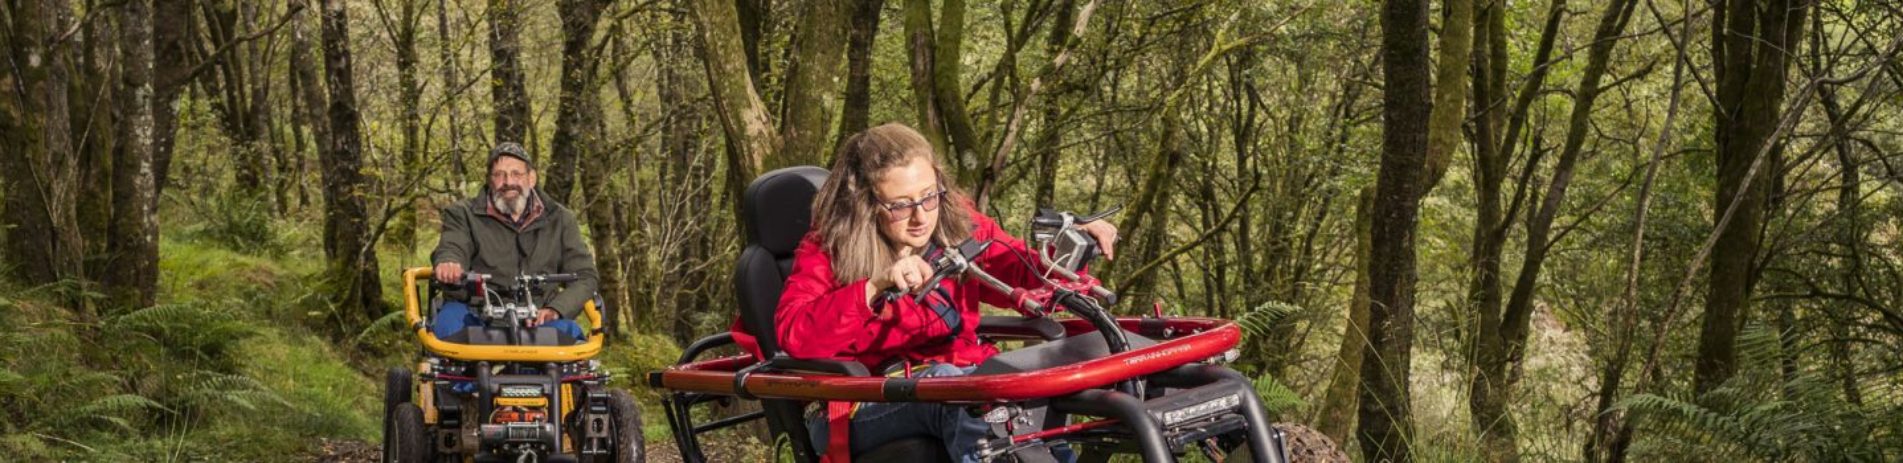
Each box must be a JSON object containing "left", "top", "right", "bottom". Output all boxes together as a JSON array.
[
  {"left": 1273, "top": 423, "right": 1348, "bottom": 463},
  {"left": 1212, "top": 422, "right": 1349, "bottom": 463},
  {"left": 385, "top": 367, "right": 412, "bottom": 423},
  {"left": 387, "top": 403, "right": 433, "bottom": 463},
  {"left": 383, "top": 368, "right": 414, "bottom": 463},
  {"left": 606, "top": 390, "right": 646, "bottom": 463}
]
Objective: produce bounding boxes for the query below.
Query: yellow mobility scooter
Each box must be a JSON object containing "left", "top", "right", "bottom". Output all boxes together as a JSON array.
[{"left": 388, "top": 267, "right": 644, "bottom": 462}]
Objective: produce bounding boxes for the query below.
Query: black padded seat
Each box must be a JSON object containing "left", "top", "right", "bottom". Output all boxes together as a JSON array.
[
  {"left": 734, "top": 166, "right": 829, "bottom": 355},
  {"left": 972, "top": 330, "right": 1158, "bottom": 376}
]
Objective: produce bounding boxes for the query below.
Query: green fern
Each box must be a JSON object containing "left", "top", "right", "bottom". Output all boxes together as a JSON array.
[
  {"left": 1235, "top": 300, "right": 1301, "bottom": 340},
  {"left": 63, "top": 394, "right": 172, "bottom": 433},
  {"left": 109, "top": 302, "right": 257, "bottom": 362},
  {"left": 168, "top": 371, "right": 294, "bottom": 413},
  {"left": 1619, "top": 324, "right": 1898, "bottom": 462},
  {"left": 1251, "top": 373, "right": 1308, "bottom": 415}
]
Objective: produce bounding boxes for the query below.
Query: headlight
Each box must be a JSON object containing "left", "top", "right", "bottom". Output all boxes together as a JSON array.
[{"left": 1157, "top": 393, "right": 1239, "bottom": 426}]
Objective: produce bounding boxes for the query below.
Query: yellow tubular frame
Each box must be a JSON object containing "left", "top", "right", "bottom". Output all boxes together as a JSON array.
[{"left": 403, "top": 267, "right": 604, "bottom": 362}]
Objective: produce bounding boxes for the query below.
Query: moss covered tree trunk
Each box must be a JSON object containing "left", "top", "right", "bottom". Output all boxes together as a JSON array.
[
  {"left": 836, "top": 0, "right": 885, "bottom": 148},
  {"left": 489, "top": 0, "right": 532, "bottom": 146},
  {"left": 1695, "top": 0, "right": 1809, "bottom": 397},
  {"left": 0, "top": 0, "right": 85, "bottom": 290},
  {"left": 778, "top": 0, "right": 849, "bottom": 168},
  {"left": 1356, "top": 0, "right": 1432, "bottom": 460},
  {"left": 318, "top": 0, "right": 384, "bottom": 325},
  {"left": 109, "top": 0, "right": 162, "bottom": 311}
]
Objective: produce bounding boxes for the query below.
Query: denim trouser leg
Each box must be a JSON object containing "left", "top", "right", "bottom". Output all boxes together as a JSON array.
[
  {"left": 431, "top": 301, "right": 483, "bottom": 340},
  {"left": 432, "top": 301, "right": 585, "bottom": 341},
  {"left": 806, "top": 364, "right": 990, "bottom": 463}
]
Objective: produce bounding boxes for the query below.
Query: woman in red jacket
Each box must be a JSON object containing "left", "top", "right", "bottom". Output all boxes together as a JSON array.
[{"left": 765, "top": 123, "right": 1117, "bottom": 462}]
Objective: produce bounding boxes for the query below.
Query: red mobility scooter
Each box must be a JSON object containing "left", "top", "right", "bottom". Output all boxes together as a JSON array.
[{"left": 647, "top": 166, "right": 1342, "bottom": 462}]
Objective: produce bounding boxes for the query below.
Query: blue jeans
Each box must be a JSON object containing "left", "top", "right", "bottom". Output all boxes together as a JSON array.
[
  {"left": 807, "top": 363, "right": 990, "bottom": 463},
  {"left": 432, "top": 301, "right": 584, "bottom": 341}
]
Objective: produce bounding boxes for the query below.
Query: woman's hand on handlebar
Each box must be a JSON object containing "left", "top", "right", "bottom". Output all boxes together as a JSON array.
[
  {"left": 866, "top": 246, "right": 933, "bottom": 314},
  {"left": 1078, "top": 220, "right": 1119, "bottom": 260},
  {"left": 434, "top": 262, "right": 465, "bottom": 284},
  {"left": 875, "top": 246, "right": 934, "bottom": 293}
]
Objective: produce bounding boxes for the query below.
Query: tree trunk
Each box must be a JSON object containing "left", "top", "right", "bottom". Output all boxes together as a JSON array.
[
  {"left": 1696, "top": 0, "right": 1809, "bottom": 396},
  {"left": 290, "top": 0, "right": 330, "bottom": 197},
  {"left": 1355, "top": 0, "right": 1432, "bottom": 459},
  {"left": 75, "top": 7, "right": 116, "bottom": 278},
  {"left": 901, "top": 0, "right": 949, "bottom": 159},
  {"left": 652, "top": 4, "right": 705, "bottom": 336},
  {"left": 150, "top": 0, "right": 191, "bottom": 201},
  {"left": 555, "top": 0, "right": 619, "bottom": 337},
  {"left": 778, "top": 0, "right": 850, "bottom": 168},
  {"left": 438, "top": 0, "right": 468, "bottom": 183},
  {"left": 489, "top": 0, "right": 532, "bottom": 146},
  {"left": 108, "top": 0, "right": 162, "bottom": 311},
  {"left": 836, "top": 0, "right": 885, "bottom": 148},
  {"left": 0, "top": 0, "right": 85, "bottom": 290},
  {"left": 1317, "top": 188, "right": 1373, "bottom": 443},
  {"left": 1031, "top": 0, "right": 1074, "bottom": 209},
  {"left": 549, "top": 0, "right": 610, "bottom": 203},
  {"left": 930, "top": 0, "right": 983, "bottom": 184},
  {"left": 694, "top": 0, "right": 780, "bottom": 194},
  {"left": 390, "top": 0, "right": 425, "bottom": 249},
  {"left": 1465, "top": 0, "right": 1513, "bottom": 455},
  {"left": 1474, "top": 1, "right": 1635, "bottom": 460},
  {"left": 318, "top": 0, "right": 384, "bottom": 325},
  {"left": 734, "top": 0, "right": 769, "bottom": 82},
  {"left": 1419, "top": 0, "right": 1475, "bottom": 194}
]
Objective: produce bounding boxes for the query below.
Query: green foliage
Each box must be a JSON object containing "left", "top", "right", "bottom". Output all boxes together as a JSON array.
[
  {"left": 0, "top": 227, "right": 376, "bottom": 461},
  {"left": 1620, "top": 325, "right": 1903, "bottom": 462},
  {"left": 1235, "top": 300, "right": 1300, "bottom": 341},
  {"left": 1251, "top": 374, "right": 1307, "bottom": 416},
  {"left": 109, "top": 303, "right": 257, "bottom": 364},
  {"left": 175, "top": 188, "right": 283, "bottom": 255}
]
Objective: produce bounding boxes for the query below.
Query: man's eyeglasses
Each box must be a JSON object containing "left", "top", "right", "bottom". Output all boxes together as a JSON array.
[
  {"left": 491, "top": 171, "right": 530, "bottom": 181},
  {"left": 879, "top": 189, "right": 947, "bottom": 221}
]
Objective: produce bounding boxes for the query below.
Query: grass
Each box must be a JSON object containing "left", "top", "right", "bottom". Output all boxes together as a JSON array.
[{"left": 0, "top": 222, "right": 381, "bottom": 461}]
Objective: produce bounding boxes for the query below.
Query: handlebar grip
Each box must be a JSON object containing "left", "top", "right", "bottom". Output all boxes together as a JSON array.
[{"left": 538, "top": 273, "right": 580, "bottom": 284}]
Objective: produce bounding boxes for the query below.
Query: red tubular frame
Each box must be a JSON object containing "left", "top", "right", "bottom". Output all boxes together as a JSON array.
[{"left": 652, "top": 317, "right": 1239, "bottom": 404}]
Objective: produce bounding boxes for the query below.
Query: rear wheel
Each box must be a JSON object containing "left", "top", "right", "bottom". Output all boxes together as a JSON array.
[
  {"left": 606, "top": 390, "right": 646, "bottom": 463},
  {"left": 386, "top": 403, "right": 433, "bottom": 463}
]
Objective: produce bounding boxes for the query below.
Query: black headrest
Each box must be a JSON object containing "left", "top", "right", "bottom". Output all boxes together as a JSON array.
[{"left": 742, "top": 166, "right": 830, "bottom": 255}]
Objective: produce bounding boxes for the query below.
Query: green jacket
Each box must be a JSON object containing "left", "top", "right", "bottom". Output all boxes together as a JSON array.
[{"left": 431, "top": 189, "right": 599, "bottom": 318}]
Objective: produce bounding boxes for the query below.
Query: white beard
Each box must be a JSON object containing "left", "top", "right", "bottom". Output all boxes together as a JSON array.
[{"left": 494, "top": 190, "right": 529, "bottom": 218}]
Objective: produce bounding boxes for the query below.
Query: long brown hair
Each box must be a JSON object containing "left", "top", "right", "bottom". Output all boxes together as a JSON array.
[{"left": 813, "top": 123, "right": 973, "bottom": 285}]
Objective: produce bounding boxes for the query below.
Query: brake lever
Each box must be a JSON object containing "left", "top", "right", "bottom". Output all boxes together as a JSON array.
[
  {"left": 911, "top": 240, "right": 991, "bottom": 305},
  {"left": 1076, "top": 204, "right": 1123, "bottom": 224}
]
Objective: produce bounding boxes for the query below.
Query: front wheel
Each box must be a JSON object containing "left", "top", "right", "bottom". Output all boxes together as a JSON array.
[
  {"left": 604, "top": 390, "right": 646, "bottom": 463},
  {"left": 1209, "top": 423, "right": 1348, "bottom": 463},
  {"left": 386, "top": 403, "right": 433, "bottom": 463}
]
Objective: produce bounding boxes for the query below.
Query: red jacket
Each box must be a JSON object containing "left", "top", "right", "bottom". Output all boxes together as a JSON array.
[{"left": 732, "top": 209, "right": 1052, "bottom": 369}]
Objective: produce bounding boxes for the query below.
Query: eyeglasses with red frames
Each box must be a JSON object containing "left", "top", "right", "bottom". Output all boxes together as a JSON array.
[{"left": 879, "top": 189, "right": 948, "bottom": 222}]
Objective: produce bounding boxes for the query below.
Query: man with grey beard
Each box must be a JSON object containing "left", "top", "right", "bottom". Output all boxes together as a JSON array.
[{"left": 428, "top": 142, "right": 599, "bottom": 343}]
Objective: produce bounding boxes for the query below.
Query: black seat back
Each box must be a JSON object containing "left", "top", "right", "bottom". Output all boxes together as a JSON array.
[
  {"left": 734, "top": 165, "right": 829, "bottom": 355},
  {"left": 734, "top": 166, "right": 829, "bottom": 462}
]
